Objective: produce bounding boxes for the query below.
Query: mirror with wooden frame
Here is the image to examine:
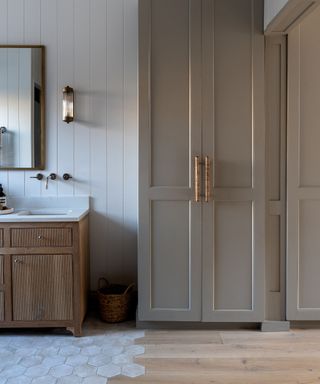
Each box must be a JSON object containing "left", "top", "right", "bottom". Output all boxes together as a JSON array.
[{"left": 0, "top": 45, "right": 45, "bottom": 169}]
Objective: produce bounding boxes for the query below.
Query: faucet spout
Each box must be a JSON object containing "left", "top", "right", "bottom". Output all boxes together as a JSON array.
[{"left": 45, "top": 173, "right": 57, "bottom": 190}]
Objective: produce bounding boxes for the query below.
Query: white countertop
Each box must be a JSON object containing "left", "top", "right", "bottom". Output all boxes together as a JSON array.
[{"left": 0, "top": 196, "right": 90, "bottom": 222}]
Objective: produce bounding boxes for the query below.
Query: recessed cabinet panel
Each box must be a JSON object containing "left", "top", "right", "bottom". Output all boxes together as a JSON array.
[
  {"left": 214, "top": 202, "right": 252, "bottom": 310},
  {"left": 299, "top": 10, "right": 320, "bottom": 187},
  {"left": 151, "top": 0, "right": 190, "bottom": 187},
  {"left": 214, "top": 0, "right": 253, "bottom": 188},
  {"left": 298, "top": 200, "right": 320, "bottom": 309},
  {"left": 151, "top": 201, "right": 190, "bottom": 309},
  {"left": 12, "top": 254, "right": 73, "bottom": 321},
  {"left": 268, "top": 215, "right": 281, "bottom": 293}
]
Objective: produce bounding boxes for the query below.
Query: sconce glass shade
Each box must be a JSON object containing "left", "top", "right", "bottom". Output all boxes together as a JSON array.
[{"left": 62, "top": 86, "right": 74, "bottom": 123}]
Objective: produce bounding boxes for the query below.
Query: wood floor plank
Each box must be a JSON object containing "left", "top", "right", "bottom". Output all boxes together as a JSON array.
[
  {"left": 135, "top": 357, "right": 320, "bottom": 374},
  {"left": 109, "top": 329, "right": 320, "bottom": 384},
  {"left": 110, "top": 373, "right": 320, "bottom": 384}
]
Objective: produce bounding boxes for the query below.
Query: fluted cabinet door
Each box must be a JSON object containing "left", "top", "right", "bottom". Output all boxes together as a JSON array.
[
  {"left": 138, "top": 0, "right": 202, "bottom": 321},
  {"left": 12, "top": 254, "right": 73, "bottom": 321},
  {"left": 201, "top": 0, "right": 265, "bottom": 322},
  {"left": 0, "top": 255, "right": 3, "bottom": 321}
]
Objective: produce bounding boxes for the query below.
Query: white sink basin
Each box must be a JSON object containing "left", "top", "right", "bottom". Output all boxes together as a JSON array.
[
  {"left": 17, "top": 209, "right": 73, "bottom": 216},
  {"left": 0, "top": 197, "right": 90, "bottom": 222}
]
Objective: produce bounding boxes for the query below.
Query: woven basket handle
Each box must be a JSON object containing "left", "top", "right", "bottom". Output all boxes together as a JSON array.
[
  {"left": 98, "top": 278, "right": 109, "bottom": 290},
  {"left": 123, "top": 283, "right": 135, "bottom": 295}
]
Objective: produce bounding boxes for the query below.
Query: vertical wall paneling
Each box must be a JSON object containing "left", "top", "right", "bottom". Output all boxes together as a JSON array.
[
  {"left": 74, "top": 0, "right": 90, "bottom": 197},
  {"left": 0, "top": 0, "right": 8, "bottom": 187},
  {"left": 89, "top": 0, "right": 108, "bottom": 286},
  {"left": 41, "top": 0, "right": 58, "bottom": 197},
  {"left": 57, "top": 0, "right": 74, "bottom": 196},
  {"left": 106, "top": 0, "right": 125, "bottom": 281},
  {"left": 7, "top": 0, "right": 25, "bottom": 196},
  {"left": 24, "top": 0, "right": 41, "bottom": 196},
  {"left": 0, "top": 0, "right": 138, "bottom": 289},
  {"left": 123, "top": 0, "right": 138, "bottom": 282}
]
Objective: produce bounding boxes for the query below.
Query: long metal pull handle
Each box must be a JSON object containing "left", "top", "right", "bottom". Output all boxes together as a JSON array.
[
  {"left": 0, "top": 127, "right": 6, "bottom": 148},
  {"left": 205, "top": 156, "right": 211, "bottom": 202},
  {"left": 194, "top": 156, "right": 201, "bottom": 202}
]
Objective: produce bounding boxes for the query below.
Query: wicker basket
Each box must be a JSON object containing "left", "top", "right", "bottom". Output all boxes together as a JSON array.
[{"left": 97, "top": 278, "right": 135, "bottom": 323}]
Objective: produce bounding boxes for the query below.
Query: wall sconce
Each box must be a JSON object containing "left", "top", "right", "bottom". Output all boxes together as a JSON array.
[{"left": 62, "top": 86, "right": 74, "bottom": 123}]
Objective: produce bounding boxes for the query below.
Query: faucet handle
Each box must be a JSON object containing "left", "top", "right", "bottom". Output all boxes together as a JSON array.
[
  {"left": 30, "top": 173, "right": 43, "bottom": 181},
  {"left": 63, "top": 173, "right": 73, "bottom": 181},
  {"left": 49, "top": 173, "right": 57, "bottom": 180}
]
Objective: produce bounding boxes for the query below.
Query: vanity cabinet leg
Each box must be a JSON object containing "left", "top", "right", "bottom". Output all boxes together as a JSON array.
[{"left": 67, "top": 324, "right": 82, "bottom": 337}]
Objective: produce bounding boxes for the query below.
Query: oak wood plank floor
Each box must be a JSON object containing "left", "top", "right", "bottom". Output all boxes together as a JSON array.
[{"left": 109, "top": 329, "right": 320, "bottom": 384}]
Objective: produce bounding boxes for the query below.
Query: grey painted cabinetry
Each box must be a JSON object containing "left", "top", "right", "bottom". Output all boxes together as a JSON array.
[
  {"left": 287, "top": 8, "right": 320, "bottom": 321},
  {"left": 138, "top": 0, "right": 265, "bottom": 322}
]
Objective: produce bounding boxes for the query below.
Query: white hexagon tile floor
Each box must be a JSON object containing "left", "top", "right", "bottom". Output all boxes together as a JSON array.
[{"left": 0, "top": 315, "right": 146, "bottom": 383}]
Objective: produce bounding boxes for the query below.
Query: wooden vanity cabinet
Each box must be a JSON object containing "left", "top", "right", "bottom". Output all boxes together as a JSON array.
[{"left": 0, "top": 216, "right": 89, "bottom": 336}]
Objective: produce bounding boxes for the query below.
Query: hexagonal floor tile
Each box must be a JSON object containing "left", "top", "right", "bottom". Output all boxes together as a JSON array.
[
  {"left": 1, "top": 364, "right": 26, "bottom": 379},
  {"left": 56, "top": 375, "right": 81, "bottom": 384},
  {"left": 31, "top": 376, "right": 57, "bottom": 384},
  {"left": 81, "top": 345, "right": 102, "bottom": 356},
  {"left": 97, "top": 363, "right": 121, "bottom": 378},
  {"left": 58, "top": 346, "right": 81, "bottom": 357},
  {"left": 73, "top": 364, "right": 97, "bottom": 378},
  {"left": 82, "top": 377, "right": 107, "bottom": 384},
  {"left": 20, "top": 356, "right": 44, "bottom": 368},
  {"left": 112, "top": 354, "right": 132, "bottom": 365},
  {"left": 124, "top": 345, "right": 145, "bottom": 356},
  {"left": 6, "top": 375, "right": 32, "bottom": 384},
  {"left": 65, "top": 354, "right": 89, "bottom": 367},
  {"left": 25, "top": 364, "right": 50, "bottom": 378},
  {"left": 122, "top": 363, "right": 145, "bottom": 378},
  {"left": 49, "top": 364, "right": 73, "bottom": 378},
  {"left": 88, "top": 354, "right": 112, "bottom": 367},
  {"left": 0, "top": 317, "right": 147, "bottom": 383}
]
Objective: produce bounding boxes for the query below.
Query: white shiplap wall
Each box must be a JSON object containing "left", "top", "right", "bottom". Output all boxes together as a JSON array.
[{"left": 0, "top": 0, "right": 138, "bottom": 289}]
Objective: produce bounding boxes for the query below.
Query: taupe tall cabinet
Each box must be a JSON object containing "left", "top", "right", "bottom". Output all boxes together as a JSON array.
[
  {"left": 287, "top": 7, "right": 320, "bottom": 321},
  {"left": 138, "top": 0, "right": 265, "bottom": 323}
]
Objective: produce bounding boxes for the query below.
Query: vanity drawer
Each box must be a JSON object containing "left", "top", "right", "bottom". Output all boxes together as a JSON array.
[
  {"left": 10, "top": 228, "right": 73, "bottom": 248},
  {"left": 0, "top": 256, "right": 3, "bottom": 284}
]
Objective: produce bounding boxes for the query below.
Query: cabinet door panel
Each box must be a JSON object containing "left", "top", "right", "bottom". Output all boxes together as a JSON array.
[
  {"left": 287, "top": 8, "right": 320, "bottom": 320},
  {"left": 139, "top": 0, "right": 202, "bottom": 321},
  {"left": 202, "top": 0, "right": 265, "bottom": 322},
  {"left": 0, "top": 255, "right": 3, "bottom": 321},
  {"left": 12, "top": 254, "right": 73, "bottom": 321}
]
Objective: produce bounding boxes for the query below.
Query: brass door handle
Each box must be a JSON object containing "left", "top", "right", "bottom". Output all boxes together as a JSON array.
[
  {"left": 194, "top": 156, "right": 201, "bottom": 202},
  {"left": 204, "top": 156, "right": 211, "bottom": 202}
]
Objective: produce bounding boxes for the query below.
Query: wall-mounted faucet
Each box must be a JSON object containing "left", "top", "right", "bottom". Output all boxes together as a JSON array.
[
  {"left": 63, "top": 173, "right": 73, "bottom": 181},
  {"left": 46, "top": 173, "right": 57, "bottom": 189},
  {"left": 30, "top": 173, "right": 43, "bottom": 181}
]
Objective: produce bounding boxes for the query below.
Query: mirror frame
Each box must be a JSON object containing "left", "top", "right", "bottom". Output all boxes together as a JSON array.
[{"left": 0, "top": 45, "right": 45, "bottom": 170}]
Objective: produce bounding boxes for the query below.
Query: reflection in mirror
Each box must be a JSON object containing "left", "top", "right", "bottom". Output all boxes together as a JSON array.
[{"left": 0, "top": 46, "right": 44, "bottom": 169}]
